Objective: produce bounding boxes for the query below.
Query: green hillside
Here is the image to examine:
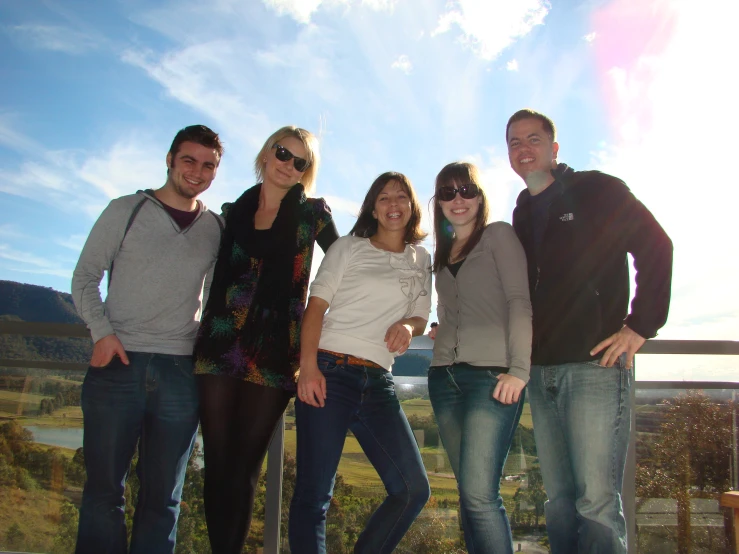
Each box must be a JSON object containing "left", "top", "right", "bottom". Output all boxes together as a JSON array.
[{"left": 0, "top": 281, "right": 91, "bottom": 364}]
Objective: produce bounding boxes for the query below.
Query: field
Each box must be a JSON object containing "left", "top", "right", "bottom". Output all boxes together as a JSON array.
[
  {"left": 0, "top": 389, "right": 48, "bottom": 416},
  {"left": 282, "top": 395, "right": 532, "bottom": 503}
]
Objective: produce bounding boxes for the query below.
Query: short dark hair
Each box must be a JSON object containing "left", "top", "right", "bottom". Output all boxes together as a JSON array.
[
  {"left": 432, "top": 162, "right": 489, "bottom": 273},
  {"left": 506, "top": 109, "right": 557, "bottom": 142},
  {"left": 168, "top": 125, "right": 224, "bottom": 161},
  {"left": 350, "top": 172, "right": 427, "bottom": 245}
]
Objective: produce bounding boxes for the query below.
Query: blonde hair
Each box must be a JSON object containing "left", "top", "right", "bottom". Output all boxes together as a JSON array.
[{"left": 253, "top": 126, "right": 321, "bottom": 194}]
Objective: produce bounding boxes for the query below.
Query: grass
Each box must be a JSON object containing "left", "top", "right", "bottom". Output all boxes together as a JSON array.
[
  {"left": 399, "top": 398, "right": 434, "bottom": 417},
  {"left": 281, "top": 424, "right": 525, "bottom": 504},
  {"left": 0, "top": 389, "right": 49, "bottom": 417},
  {"left": 0, "top": 485, "right": 66, "bottom": 552},
  {"left": 18, "top": 406, "right": 84, "bottom": 428}
]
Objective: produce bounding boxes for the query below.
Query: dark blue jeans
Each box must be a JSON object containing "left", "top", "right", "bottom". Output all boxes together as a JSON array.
[
  {"left": 289, "top": 351, "right": 430, "bottom": 554},
  {"left": 428, "top": 365, "right": 524, "bottom": 554},
  {"left": 528, "top": 361, "right": 632, "bottom": 554},
  {"left": 76, "top": 352, "right": 199, "bottom": 554}
]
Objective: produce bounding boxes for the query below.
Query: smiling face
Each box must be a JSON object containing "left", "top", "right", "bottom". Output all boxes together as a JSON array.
[
  {"left": 165, "top": 140, "right": 220, "bottom": 200},
  {"left": 507, "top": 117, "right": 559, "bottom": 186},
  {"left": 438, "top": 181, "right": 482, "bottom": 234},
  {"left": 263, "top": 135, "right": 308, "bottom": 190},
  {"left": 372, "top": 180, "right": 412, "bottom": 234}
]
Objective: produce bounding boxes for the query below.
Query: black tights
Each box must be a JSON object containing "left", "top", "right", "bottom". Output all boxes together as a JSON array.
[{"left": 197, "top": 374, "right": 292, "bottom": 554}]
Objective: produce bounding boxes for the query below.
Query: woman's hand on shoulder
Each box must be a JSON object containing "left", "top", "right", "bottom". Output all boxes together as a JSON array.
[
  {"left": 492, "top": 374, "right": 526, "bottom": 405},
  {"left": 297, "top": 363, "right": 327, "bottom": 408},
  {"left": 385, "top": 321, "right": 413, "bottom": 354}
]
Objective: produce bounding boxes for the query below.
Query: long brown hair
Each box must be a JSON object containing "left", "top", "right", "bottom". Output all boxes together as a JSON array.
[
  {"left": 350, "top": 172, "right": 427, "bottom": 244},
  {"left": 432, "top": 162, "right": 489, "bottom": 273}
]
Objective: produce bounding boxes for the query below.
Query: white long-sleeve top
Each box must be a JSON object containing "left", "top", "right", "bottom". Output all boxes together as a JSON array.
[{"left": 309, "top": 236, "right": 432, "bottom": 370}]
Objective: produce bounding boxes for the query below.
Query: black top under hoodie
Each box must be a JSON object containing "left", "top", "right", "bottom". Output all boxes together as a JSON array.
[{"left": 512, "top": 164, "right": 673, "bottom": 365}]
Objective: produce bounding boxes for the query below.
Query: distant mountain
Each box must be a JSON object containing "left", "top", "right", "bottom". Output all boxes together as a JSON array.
[
  {"left": 393, "top": 348, "right": 433, "bottom": 377},
  {"left": 0, "top": 281, "right": 91, "bottom": 364},
  {"left": 0, "top": 280, "right": 82, "bottom": 324}
]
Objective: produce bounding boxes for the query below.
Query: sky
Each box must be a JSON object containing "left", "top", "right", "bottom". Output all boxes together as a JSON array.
[{"left": 0, "top": 0, "right": 737, "bottom": 381}]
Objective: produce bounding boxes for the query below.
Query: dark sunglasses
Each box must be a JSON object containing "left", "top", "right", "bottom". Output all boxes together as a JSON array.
[
  {"left": 273, "top": 144, "right": 310, "bottom": 172},
  {"left": 437, "top": 183, "right": 480, "bottom": 202}
]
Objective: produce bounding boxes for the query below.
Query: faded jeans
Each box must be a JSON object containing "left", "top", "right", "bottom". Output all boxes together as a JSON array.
[
  {"left": 528, "top": 360, "right": 632, "bottom": 554},
  {"left": 428, "top": 364, "right": 524, "bottom": 554}
]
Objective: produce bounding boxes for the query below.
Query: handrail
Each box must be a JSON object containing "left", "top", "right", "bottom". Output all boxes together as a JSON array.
[{"left": 0, "top": 321, "right": 89, "bottom": 338}]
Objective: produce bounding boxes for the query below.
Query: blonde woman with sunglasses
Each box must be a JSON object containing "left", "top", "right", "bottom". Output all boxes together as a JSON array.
[
  {"left": 428, "top": 161, "right": 532, "bottom": 554},
  {"left": 193, "top": 127, "right": 339, "bottom": 553}
]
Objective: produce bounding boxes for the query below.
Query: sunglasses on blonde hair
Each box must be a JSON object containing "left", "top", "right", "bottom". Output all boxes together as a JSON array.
[{"left": 273, "top": 144, "right": 310, "bottom": 172}]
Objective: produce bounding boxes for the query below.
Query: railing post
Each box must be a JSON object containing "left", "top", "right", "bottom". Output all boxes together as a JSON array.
[
  {"left": 625, "top": 364, "right": 637, "bottom": 554},
  {"left": 264, "top": 412, "right": 285, "bottom": 554}
]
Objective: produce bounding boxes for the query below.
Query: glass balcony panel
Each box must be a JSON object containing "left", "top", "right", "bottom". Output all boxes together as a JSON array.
[
  {"left": 273, "top": 345, "right": 550, "bottom": 553},
  {"left": 634, "top": 385, "right": 736, "bottom": 554},
  {"left": 3, "top": 330, "right": 739, "bottom": 554}
]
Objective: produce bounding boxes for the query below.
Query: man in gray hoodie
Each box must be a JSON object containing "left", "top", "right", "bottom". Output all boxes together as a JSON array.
[{"left": 72, "top": 125, "right": 224, "bottom": 554}]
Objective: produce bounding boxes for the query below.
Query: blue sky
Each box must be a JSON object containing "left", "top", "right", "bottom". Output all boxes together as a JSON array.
[{"left": 1, "top": 0, "right": 737, "bottom": 380}]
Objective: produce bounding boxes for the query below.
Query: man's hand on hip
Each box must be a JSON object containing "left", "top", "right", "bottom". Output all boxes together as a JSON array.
[
  {"left": 90, "top": 334, "right": 130, "bottom": 367},
  {"left": 590, "top": 325, "right": 646, "bottom": 369}
]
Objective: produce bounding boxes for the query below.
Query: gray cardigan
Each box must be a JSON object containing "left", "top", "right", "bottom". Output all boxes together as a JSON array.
[
  {"left": 72, "top": 191, "right": 222, "bottom": 355},
  {"left": 431, "top": 222, "right": 533, "bottom": 382}
]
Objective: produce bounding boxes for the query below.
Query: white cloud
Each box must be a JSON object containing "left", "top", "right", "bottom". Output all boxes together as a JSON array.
[
  {"left": 0, "top": 113, "right": 43, "bottom": 154},
  {"left": 465, "top": 149, "right": 521, "bottom": 224},
  {"left": 54, "top": 235, "right": 88, "bottom": 253},
  {"left": 76, "top": 141, "right": 163, "bottom": 201},
  {"left": 583, "top": 31, "right": 596, "bottom": 42},
  {"left": 122, "top": 45, "right": 273, "bottom": 148},
  {"left": 261, "top": 0, "right": 396, "bottom": 24},
  {"left": 0, "top": 122, "right": 164, "bottom": 218},
  {"left": 0, "top": 224, "right": 26, "bottom": 240},
  {"left": 586, "top": 0, "right": 739, "bottom": 340},
  {"left": 361, "top": 0, "right": 396, "bottom": 11},
  {"left": 391, "top": 54, "right": 413, "bottom": 74},
  {"left": 323, "top": 194, "right": 361, "bottom": 217},
  {"left": 0, "top": 244, "right": 72, "bottom": 279},
  {"left": 6, "top": 24, "right": 97, "bottom": 54},
  {"left": 506, "top": 59, "right": 519, "bottom": 71},
  {"left": 433, "top": 0, "right": 550, "bottom": 61},
  {"left": 262, "top": 0, "right": 323, "bottom": 25}
]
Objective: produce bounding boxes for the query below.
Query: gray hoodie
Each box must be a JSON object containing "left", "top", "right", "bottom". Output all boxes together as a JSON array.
[{"left": 72, "top": 190, "right": 222, "bottom": 355}]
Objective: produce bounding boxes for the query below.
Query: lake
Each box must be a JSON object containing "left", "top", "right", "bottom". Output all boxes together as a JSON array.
[{"left": 25, "top": 426, "right": 205, "bottom": 466}]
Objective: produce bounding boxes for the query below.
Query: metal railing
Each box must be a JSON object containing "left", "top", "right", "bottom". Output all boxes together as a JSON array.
[{"left": 2, "top": 320, "right": 738, "bottom": 554}]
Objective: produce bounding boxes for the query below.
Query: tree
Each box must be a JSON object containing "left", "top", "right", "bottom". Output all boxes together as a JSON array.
[
  {"left": 53, "top": 502, "right": 80, "bottom": 554},
  {"left": 513, "top": 466, "right": 547, "bottom": 528},
  {"left": 636, "top": 390, "right": 733, "bottom": 554},
  {"left": 5, "top": 523, "right": 25, "bottom": 550}
]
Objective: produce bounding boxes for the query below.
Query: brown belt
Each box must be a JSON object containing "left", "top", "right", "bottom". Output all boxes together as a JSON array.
[{"left": 318, "top": 349, "right": 384, "bottom": 369}]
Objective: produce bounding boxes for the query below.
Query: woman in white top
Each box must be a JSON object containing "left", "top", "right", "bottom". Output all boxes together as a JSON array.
[
  {"left": 429, "top": 161, "right": 532, "bottom": 554},
  {"left": 289, "top": 172, "right": 432, "bottom": 554}
]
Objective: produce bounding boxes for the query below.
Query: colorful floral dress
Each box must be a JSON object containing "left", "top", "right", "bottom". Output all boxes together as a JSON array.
[{"left": 193, "top": 183, "right": 338, "bottom": 392}]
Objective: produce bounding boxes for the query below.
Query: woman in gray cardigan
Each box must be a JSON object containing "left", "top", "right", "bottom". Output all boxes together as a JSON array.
[{"left": 428, "top": 161, "right": 532, "bottom": 554}]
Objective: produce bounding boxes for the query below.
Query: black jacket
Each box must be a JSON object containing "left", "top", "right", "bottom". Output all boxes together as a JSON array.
[{"left": 512, "top": 164, "right": 673, "bottom": 365}]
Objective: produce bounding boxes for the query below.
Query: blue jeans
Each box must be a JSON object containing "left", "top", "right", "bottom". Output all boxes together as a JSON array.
[
  {"left": 528, "top": 361, "right": 632, "bottom": 554},
  {"left": 428, "top": 365, "right": 524, "bottom": 554},
  {"left": 289, "top": 351, "right": 430, "bottom": 554},
  {"left": 76, "top": 352, "right": 199, "bottom": 554}
]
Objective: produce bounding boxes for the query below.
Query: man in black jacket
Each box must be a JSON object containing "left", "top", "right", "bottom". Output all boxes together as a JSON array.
[{"left": 507, "top": 109, "right": 672, "bottom": 554}]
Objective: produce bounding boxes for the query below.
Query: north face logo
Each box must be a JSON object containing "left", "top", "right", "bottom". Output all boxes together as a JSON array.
[{"left": 559, "top": 213, "right": 574, "bottom": 222}]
